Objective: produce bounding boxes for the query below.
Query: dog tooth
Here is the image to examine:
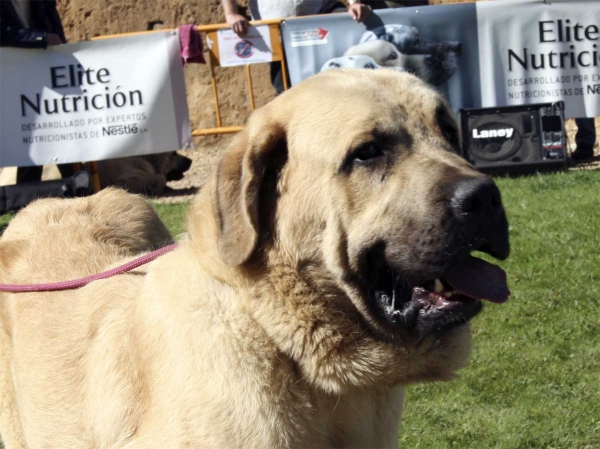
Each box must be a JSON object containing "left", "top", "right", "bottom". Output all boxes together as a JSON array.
[{"left": 434, "top": 279, "right": 444, "bottom": 293}]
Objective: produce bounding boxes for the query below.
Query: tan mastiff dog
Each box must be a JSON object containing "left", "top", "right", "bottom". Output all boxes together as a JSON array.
[{"left": 0, "top": 70, "right": 510, "bottom": 449}]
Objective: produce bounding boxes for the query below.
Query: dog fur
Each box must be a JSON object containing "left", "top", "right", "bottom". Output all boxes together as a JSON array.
[{"left": 0, "top": 70, "right": 505, "bottom": 448}]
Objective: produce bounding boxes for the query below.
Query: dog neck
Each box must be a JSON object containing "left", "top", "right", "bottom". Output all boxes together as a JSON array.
[
  {"left": 245, "top": 247, "right": 414, "bottom": 394},
  {"left": 187, "top": 185, "right": 457, "bottom": 393}
]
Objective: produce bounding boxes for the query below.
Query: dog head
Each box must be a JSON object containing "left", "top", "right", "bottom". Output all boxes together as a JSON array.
[
  {"left": 345, "top": 40, "right": 402, "bottom": 66},
  {"left": 343, "top": 40, "right": 430, "bottom": 79},
  {"left": 360, "top": 24, "right": 423, "bottom": 54},
  {"left": 320, "top": 54, "right": 382, "bottom": 72},
  {"left": 360, "top": 24, "right": 461, "bottom": 86},
  {"left": 145, "top": 151, "right": 192, "bottom": 182},
  {"left": 210, "top": 70, "right": 509, "bottom": 390}
]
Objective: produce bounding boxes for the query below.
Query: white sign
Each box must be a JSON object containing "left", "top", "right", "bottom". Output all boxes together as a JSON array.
[
  {"left": 0, "top": 31, "right": 191, "bottom": 168},
  {"left": 477, "top": 0, "right": 600, "bottom": 118},
  {"left": 217, "top": 26, "right": 273, "bottom": 67}
]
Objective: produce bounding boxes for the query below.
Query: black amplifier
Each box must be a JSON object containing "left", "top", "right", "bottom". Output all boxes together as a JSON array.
[{"left": 458, "top": 102, "right": 568, "bottom": 174}]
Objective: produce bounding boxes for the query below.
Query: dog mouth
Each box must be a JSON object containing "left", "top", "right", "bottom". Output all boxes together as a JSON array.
[{"left": 365, "top": 251, "right": 509, "bottom": 338}]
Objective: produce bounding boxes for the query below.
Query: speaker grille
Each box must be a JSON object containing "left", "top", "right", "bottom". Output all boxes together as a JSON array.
[
  {"left": 469, "top": 120, "right": 524, "bottom": 162},
  {"left": 465, "top": 110, "right": 542, "bottom": 166}
]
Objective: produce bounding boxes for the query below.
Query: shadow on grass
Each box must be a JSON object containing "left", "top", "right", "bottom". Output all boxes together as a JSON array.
[
  {"left": 477, "top": 156, "right": 600, "bottom": 179},
  {"left": 153, "top": 186, "right": 199, "bottom": 199},
  {"left": 568, "top": 154, "right": 600, "bottom": 172}
]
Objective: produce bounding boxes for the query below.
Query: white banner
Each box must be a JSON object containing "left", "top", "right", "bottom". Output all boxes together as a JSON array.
[
  {"left": 0, "top": 31, "right": 191, "bottom": 168},
  {"left": 477, "top": 0, "right": 600, "bottom": 118},
  {"left": 282, "top": 0, "right": 599, "bottom": 118}
]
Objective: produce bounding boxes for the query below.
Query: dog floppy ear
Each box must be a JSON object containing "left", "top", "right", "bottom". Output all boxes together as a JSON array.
[{"left": 212, "top": 110, "right": 285, "bottom": 267}]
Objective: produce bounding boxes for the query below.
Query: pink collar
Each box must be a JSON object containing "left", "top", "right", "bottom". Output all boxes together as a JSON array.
[{"left": 0, "top": 243, "right": 178, "bottom": 293}]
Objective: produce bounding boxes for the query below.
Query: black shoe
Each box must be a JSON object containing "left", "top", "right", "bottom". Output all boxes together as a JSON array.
[
  {"left": 69, "top": 171, "right": 92, "bottom": 197},
  {"left": 571, "top": 147, "right": 594, "bottom": 161}
]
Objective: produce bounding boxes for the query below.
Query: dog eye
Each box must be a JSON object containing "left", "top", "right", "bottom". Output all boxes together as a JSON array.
[
  {"left": 387, "top": 52, "right": 398, "bottom": 61},
  {"left": 353, "top": 143, "right": 384, "bottom": 163}
]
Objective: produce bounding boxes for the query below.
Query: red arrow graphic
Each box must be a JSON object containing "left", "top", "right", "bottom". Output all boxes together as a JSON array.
[{"left": 317, "top": 28, "right": 329, "bottom": 39}]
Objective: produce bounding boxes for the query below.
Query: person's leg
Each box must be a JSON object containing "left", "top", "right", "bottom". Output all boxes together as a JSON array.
[
  {"left": 573, "top": 118, "right": 596, "bottom": 159},
  {"left": 16, "top": 166, "right": 43, "bottom": 183},
  {"left": 270, "top": 61, "right": 285, "bottom": 96},
  {"left": 57, "top": 163, "right": 75, "bottom": 178}
]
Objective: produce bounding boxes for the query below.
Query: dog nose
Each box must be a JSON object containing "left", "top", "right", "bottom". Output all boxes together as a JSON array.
[
  {"left": 450, "top": 177, "right": 509, "bottom": 260},
  {"left": 451, "top": 177, "right": 501, "bottom": 218}
]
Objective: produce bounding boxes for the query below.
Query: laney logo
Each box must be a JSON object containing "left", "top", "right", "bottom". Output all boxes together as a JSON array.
[{"left": 472, "top": 128, "right": 515, "bottom": 139}]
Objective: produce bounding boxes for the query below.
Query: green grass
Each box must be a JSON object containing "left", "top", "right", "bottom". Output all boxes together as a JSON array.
[
  {"left": 150, "top": 201, "right": 190, "bottom": 238},
  {"left": 0, "top": 213, "right": 12, "bottom": 229},
  {"left": 1, "top": 171, "right": 599, "bottom": 448},
  {"left": 400, "top": 171, "right": 600, "bottom": 449}
]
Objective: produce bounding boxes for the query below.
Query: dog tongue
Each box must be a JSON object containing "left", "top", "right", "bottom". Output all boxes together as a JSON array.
[{"left": 443, "top": 256, "right": 510, "bottom": 303}]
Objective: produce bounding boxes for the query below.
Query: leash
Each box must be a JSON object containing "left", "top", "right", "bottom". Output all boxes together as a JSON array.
[{"left": 0, "top": 243, "right": 178, "bottom": 293}]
